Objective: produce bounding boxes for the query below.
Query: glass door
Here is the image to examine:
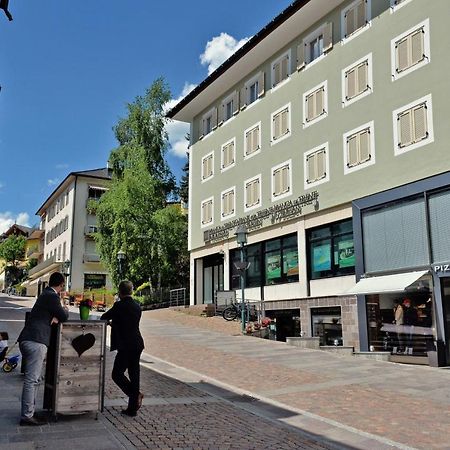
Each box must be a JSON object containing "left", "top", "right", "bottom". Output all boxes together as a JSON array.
[{"left": 440, "top": 278, "right": 450, "bottom": 362}]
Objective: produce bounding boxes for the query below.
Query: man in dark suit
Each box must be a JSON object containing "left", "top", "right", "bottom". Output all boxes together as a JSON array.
[
  {"left": 18, "top": 272, "right": 69, "bottom": 425},
  {"left": 101, "top": 280, "right": 144, "bottom": 416}
]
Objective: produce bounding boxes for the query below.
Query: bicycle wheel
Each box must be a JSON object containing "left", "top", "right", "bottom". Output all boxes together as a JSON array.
[
  {"left": 222, "top": 306, "right": 238, "bottom": 321},
  {"left": 2, "top": 362, "right": 13, "bottom": 373}
]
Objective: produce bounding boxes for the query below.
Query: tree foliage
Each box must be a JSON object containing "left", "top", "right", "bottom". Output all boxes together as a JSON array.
[
  {"left": 179, "top": 157, "right": 189, "bottom": 204},
  {"left": 96, "top": 78, "right": 188, "bottom": 289},
  {"left": 0, "top": 235, "right": 26, "bottom": 266}
]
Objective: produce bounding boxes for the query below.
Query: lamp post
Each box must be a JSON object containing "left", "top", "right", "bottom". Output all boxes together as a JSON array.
[
  {"left": 63, "top": 260, "right": 71, "bottom": 292},
  {"left": 117, "top": 249, "right": 126, "bottom": 280},
  {"left": 234, "top": 225, "right": 248, "bottom": 334}
]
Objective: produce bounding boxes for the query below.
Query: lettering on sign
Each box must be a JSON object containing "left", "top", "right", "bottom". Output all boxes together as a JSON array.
[
  {"left": 433, "top": 264, "right": 450, "bottom": 273},
  {"left": 204, "top": 191, "right": 319, "bottom": 243}
]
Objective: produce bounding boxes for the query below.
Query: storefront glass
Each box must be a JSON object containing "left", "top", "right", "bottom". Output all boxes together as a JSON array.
[
  {"left": 366, "top": 277, "right": 434, "bottom": 356},
  {"left": 84, "top": 274, "right": 106, "bottom": 290},
  {"left": 311, "top": 307, "right": 343, "bottom": 346}
]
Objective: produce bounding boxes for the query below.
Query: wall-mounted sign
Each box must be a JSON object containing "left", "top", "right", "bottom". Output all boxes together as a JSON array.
[
  {"left": 432, "top": 264, "right": 450, "bottom": 273},
  {"left": 204, "top": 191, "right": 319, "bottom": 243}
]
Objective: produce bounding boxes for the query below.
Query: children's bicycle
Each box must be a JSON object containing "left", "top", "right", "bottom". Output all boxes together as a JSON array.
[{"left": 2, "top": 342, "right": 21, "bottom": 373}]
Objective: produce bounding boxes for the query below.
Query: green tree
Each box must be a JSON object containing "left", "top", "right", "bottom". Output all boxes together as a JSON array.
[
  {"left": 0, "top": 235, "right": 26, "bottom": 267},
  {"left": 179, "top": 156, "right": 189, "bottom": 204},
  {"left": 96, "top": 78, "right": 188, "bottom": 289}
]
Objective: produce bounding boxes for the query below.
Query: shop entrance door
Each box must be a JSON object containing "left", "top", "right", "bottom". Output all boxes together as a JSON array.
[
  {"left": 440, "top": 278, "right": 450, "bottom": 363},
  {"left": 203, "top": 254, "right": 224, "bottom": 304}
]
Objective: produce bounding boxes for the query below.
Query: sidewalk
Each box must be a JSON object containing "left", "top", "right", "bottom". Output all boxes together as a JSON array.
[{"left": 138, "top": 309, "right": 450, "bottom": 450}]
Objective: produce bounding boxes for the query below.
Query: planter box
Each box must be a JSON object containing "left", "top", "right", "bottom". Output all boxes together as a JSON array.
[{"left": 286, "top": 337, "right": 320, "bottom": 350}]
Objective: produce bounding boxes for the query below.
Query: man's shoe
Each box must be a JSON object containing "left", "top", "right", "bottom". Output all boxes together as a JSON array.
[
  {"left": 137, "top": 392, "right": 144, "bottom": 410},
  {"left": 19, "top": 416, "right": 47, "bottom": 426},
  {"left": 121, "top": 409, "right": 137, "bottom": 417}
]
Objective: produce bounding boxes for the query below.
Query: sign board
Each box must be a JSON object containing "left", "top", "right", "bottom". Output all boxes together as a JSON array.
[{"left": 216, "top": 290, "right": 236, "bottom": 306}]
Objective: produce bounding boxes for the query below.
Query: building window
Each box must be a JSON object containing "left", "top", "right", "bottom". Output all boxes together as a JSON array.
[
  {"left": 271, "top": 51, "right": 290, "bottom": 89},
  {"left": 391, "top": 19, "right": 430, "bottom": 81},
  {"left": 341, "top": 0, "right": 371, "bottom": 41},
  {"left": 244, "top": 175, "right": 261, "bottom": 211},
  {"left": 311, "top": 307, "right": 343, "bottom": 346},
  {"left": 271, "top": 160, "right": 291, "bottom": 201},
  {"left": 308, "top": 219, "right": 355, "bottom": 280},
  {"left": 393, "top": 94, "right": 433, "bottom": 155},
  {"left": 230, "top": 233, "right": 299, "bottom": 289},
  {"left": 221, "top": 187, "right": 235, "bottom": 220},
  {"left": 298, "top": 22, "right": 333, "bottom": 70},
  {"left": 342, "top": 54, "right": 372, "bottom": 106},
  {"left": 343, "top": 121, "right": 375, "bottom": 174},
  {"left": 221, "top": 138, "right": 236, "bottom": 171},
  {"left": 303, "top": 81, "right": 327, "bottom": 127},
  {"left": 84, "top": 274, "right": 106, "bottom": 290},
  {"left": 220, "top": 92, "right": 238, "bottom": 124},
  {"left": 201, "top": 197, "right": 214, "bottom": 227},
  {"left": 88, "top": 187, "right": 106, "bottom": 200},
  {"left": 390, "top": 0, "right": 414, "bottom": 12},
  {"left": 201, "top": 152, "right": 214, "bottom": 181},
  {"left": 271, "top": 103, "right": 291, "bottom": 144},
  {"left": 200, "top": 107, "right": 217, "bottom": 139},
  {"left": 241, "top": 72, "right": 265, "bottom": 110},
  {"left": 244, "top": 122, "right": 261, "bottom": 158},
  {"left": 304, "top": 143, "right": 329, "bottom": 189}
]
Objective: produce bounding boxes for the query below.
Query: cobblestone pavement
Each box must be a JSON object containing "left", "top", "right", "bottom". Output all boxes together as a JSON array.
[
  {"left": 103, "top": 355, "right": 344, "bottom": 450},
  {"left": 138, "top": 309, "right": 450, "bottom": 450}
]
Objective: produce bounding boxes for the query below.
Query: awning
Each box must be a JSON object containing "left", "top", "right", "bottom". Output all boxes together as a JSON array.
[
  {"left": 343, "top": 270, "right": 428, "bottom": 295},
  {"left": 88, "top": 185, "right": 108, "bottom": 191}
]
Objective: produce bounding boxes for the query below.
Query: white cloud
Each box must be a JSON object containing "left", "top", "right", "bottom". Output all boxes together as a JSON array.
[
  {"left": 47, "top": 178, "right": 60, "bottom": 186},
  {"left": 0, "top": 212, "right": 30, "bottom": 234},
  {"left": 165, "top": 83, "right": 197, "bottom": 159},
  {"left": 200, "top": 32, "right": 250, "bottom": 75}
]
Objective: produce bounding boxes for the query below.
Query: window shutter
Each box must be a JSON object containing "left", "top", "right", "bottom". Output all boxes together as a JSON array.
[
  {"left": 230, "top": 190, "right": 235, "bottom": 214},
  {"left": 281, "top": 108, "right": 289, "bottom": 135},
  {"left": 346, "top": 68, "right": 357, "bottom": 100},
  {"left": 245, "top": 130, "right": 252, "bottom": 156},
  {"left": 316, "top": 89, "right": 324, "bottom": 116},
  {"left": 347, "top": 135, "right": 358, "bottom": 167},
  {"left": 317, "top": 150, "right": 326, "bottom": 179},
  {"left": 202, "top": 158, "right": 207, "bottom": 179},
  {"left": 274, "top": 169, "right": 282, "bottom": 195},
  {"left": 240, "top": 86, "right": 247, "bottom": 110},
  {"left": 399, "top": 110, "right": 413, "bottom": 147},
  {"left": 202, "top": 202, "right": 206, "bottom": 224},
  {"left": 218, "top": 103, "right": 224, "bottom": 126},
  {"left": 254, "top": 180, "right": 259, "bottom": 205},
  {"left": 411, "top": 29, "right": 424, "bottom": 66},
  {"left": 245, "top": 183, "right": 252, "bottom": 207},
  {"left": 413, "top": 104, "right": 427, "bottom": 142},
  {"left": 281, "top": 55, "right": 289, "bottom": 81},
  {"left": 306, "top": 94, "right": 314, "bottom": 122},
  {"left": 397, "top": 38, "right": 409, "bottom": 72},
  {"left": 207, "top": 201, "right": 212, "bottom": 223},
  {"left": 230, "top": 141, "right": 235, "bottom": 164},
  {"left": 281, "top": 166, "right": 289, "bottom": 193},
  {"left": 323, "top": 22, "right": 333, "bottom": 53},
  {"left": 211, "top": 107, "right": 218, "bottom": 129},
  {"left": 254, "top": 126, "right": 260, "bottom": 150},
  {"left": 273, "top": 112, "right": 281, "bottom": 140},
  {"left": 357, "top": 62, "right": 368, "bottom": 94},
  {"left": 257, "top": 72, "right": 265, "bottom": 97},
  {"left": 297, "top": 43, "right": 306, "bottom": 71},
  {"left": 232, "top": 91, "right": 239, "bottom": 115},
  {"left": 345, "top": 9, "right": 355, "bottom": 37},
  {"left": 356, "top": 1, "right": 366, "bottom": 30},
  {"left": 273, "top": 61, "right": 281, "bottom": 86},
  {"left": 306, "top": 154, "right": 316, "bottom": 183},
  {"left": 359, "top": 129, "right": 371, "bottom": 162}
]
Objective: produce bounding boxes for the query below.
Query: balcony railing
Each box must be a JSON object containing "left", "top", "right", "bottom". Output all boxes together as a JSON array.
[
  {"left": 84, "top": 225, "right": 98, "bottom": 235},
  {"left": 83, "top": 253, "right": 101, "bottom": 263},
  {"left": 28, "top": 255, "right": 57, "bottom": 277}
]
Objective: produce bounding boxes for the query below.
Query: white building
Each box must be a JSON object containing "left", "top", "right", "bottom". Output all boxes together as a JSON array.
[{"left": 25, "top": 168, "right": 112, "bottom": 295}]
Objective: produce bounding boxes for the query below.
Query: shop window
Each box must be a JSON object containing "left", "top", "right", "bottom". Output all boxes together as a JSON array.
[
  {"left": 230, "top": 242, "right": 262, "bottom": 289},
  {"left": 311, "top": 307, "right": 342, "bottom": 346},
  {"left": 308, "top": 219, "right": 355, "bottom": 280},
  {"left": 84, "top": 274, "right": 106, "bottom": 290}
]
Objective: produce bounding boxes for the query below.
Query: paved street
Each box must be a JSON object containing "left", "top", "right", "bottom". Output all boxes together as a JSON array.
[{"left": 0, "top": 295, "right": 354, "bottom": 450}]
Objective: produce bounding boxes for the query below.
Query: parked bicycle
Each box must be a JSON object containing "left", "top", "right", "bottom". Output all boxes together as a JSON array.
[{"left": 222, "top": 302, "right": 257, "bottom": 321}]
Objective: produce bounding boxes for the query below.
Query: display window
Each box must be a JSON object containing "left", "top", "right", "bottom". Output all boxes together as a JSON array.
[
  {"left": 366, "top": 276, "right": 435, "bottom": 356},
  {"left": 308, "top": 219, "right": 355, "bottom": 279},
  {"left": 311, "top": 306, "right": 342, "bottom": 346}
]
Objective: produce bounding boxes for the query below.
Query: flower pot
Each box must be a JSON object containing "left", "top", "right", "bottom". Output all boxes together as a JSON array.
[{"left": 79, "top": 305, "right": 90, "bottom": 321}]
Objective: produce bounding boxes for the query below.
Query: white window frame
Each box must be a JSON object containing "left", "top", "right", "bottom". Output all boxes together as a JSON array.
[
  {"left": 200, "top": 196, "right": 214, "bottom": 228},
  {"left": 341, "top": 0, "right": 372, "bottom": 44},
  {"left": 271, "top": 159, "right": 292, "bottom": 202},
  {"left": 393, "top": 94, "right": 434, "bottom": 156},
  {"left": 271, "top": 50, "right": 291, "bottom": 91},
  {"left": 390, "top": 0, "right": 413, "bottom": 12},
  {"left": 244, "top": 174, "right": 262, "bottom": 212},
  {"left": 304, "top": 143, "right": 330, "bottom": 190},
  {"left": 220, "top": 186, "right": 236, "bottom": 221},
  {"left": 271, "top": 103, "right": 291, "bottom": 145},
  {"left": 391, "top": 19, "right": 430, "bottom": 81},
  {"left": 302, "top": 24, "right": 327, "bottom": 68},
  {"left": 341, "top": 53, "right": 373, "bottom": 107},
  {"left": 303, "top": 81, "right": 328, "bottom": 128},
  {"left": 243, "top": 121, "right": 261, "bottom": 160},
  {"left": 343, "top": 121, "right": 375, "bottom": 175},
  {"left": 201, "top": 151, "right": 214, "bottom": 183},
  {"left": 245, "top": 72, "right": 262, "bottom": 109},
  {"left": 220, "top": 137, "right": 236, "bottom": 172}
]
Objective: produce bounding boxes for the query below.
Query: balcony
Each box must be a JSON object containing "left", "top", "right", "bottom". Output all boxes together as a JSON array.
[
  {"left": 84, "top": 225, "right": 98, "bottom": 237},
  {"left": 83, "top": 253, "right": 101, "bottom": 263},
  {"left": 28, "top": 255, "right": 60, "bottom": 278},
  {"left": 26, "top": 247, "right": 43, "bottom": 259}
]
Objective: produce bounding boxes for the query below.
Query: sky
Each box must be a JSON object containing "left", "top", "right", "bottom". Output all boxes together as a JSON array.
[{"left": 0, "top": 0, "right": 292, "bottom": 233}]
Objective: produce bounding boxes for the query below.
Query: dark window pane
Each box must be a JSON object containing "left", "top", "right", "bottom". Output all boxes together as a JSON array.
[
  {"left": 266, "top": 239, "right": 281, "bottom": 252},
  {"left": 310, "top": 227, "right": 331, "bottom": 240},
  {"left": 282, "top": 235, "right": 297, "bottom": 248},
  {"left": 265, "top": 251, "right": 282, "bottom": 285},
  {"left": 283, "top": 249, "right": 299, "bottom": 281}
]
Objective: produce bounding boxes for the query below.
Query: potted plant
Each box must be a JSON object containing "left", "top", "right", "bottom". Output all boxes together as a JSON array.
[{"left": 79, "top": 298, "right": 93, "bottom": 320}]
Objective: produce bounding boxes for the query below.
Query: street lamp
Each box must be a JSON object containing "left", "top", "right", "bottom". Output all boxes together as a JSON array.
[
  {"left": 63, "top": 260, "right": 71, "bottom": 292},
  {"left": 234, "top": 225, "right": 249, "bottom": 334},
  {"left": 117, "top": 249, "right": 126, "bottom": 279}
]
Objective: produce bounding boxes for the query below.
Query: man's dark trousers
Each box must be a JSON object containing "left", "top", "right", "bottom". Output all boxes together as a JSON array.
[{"left": 112, "top": 349, "right": 142, "bottom": 411}]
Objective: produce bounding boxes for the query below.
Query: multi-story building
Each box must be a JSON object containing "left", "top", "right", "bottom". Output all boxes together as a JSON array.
[
  {"left": 25, "top": 168, "right": 112, "bottom": 295},
  {"left": 168, "top": 0, "right": 450, "bottom": 365}
]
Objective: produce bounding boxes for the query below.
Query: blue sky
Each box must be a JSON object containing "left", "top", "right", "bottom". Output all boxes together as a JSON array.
[{"left": 0, "top": 0, "right": 291, "bottom": 232}]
